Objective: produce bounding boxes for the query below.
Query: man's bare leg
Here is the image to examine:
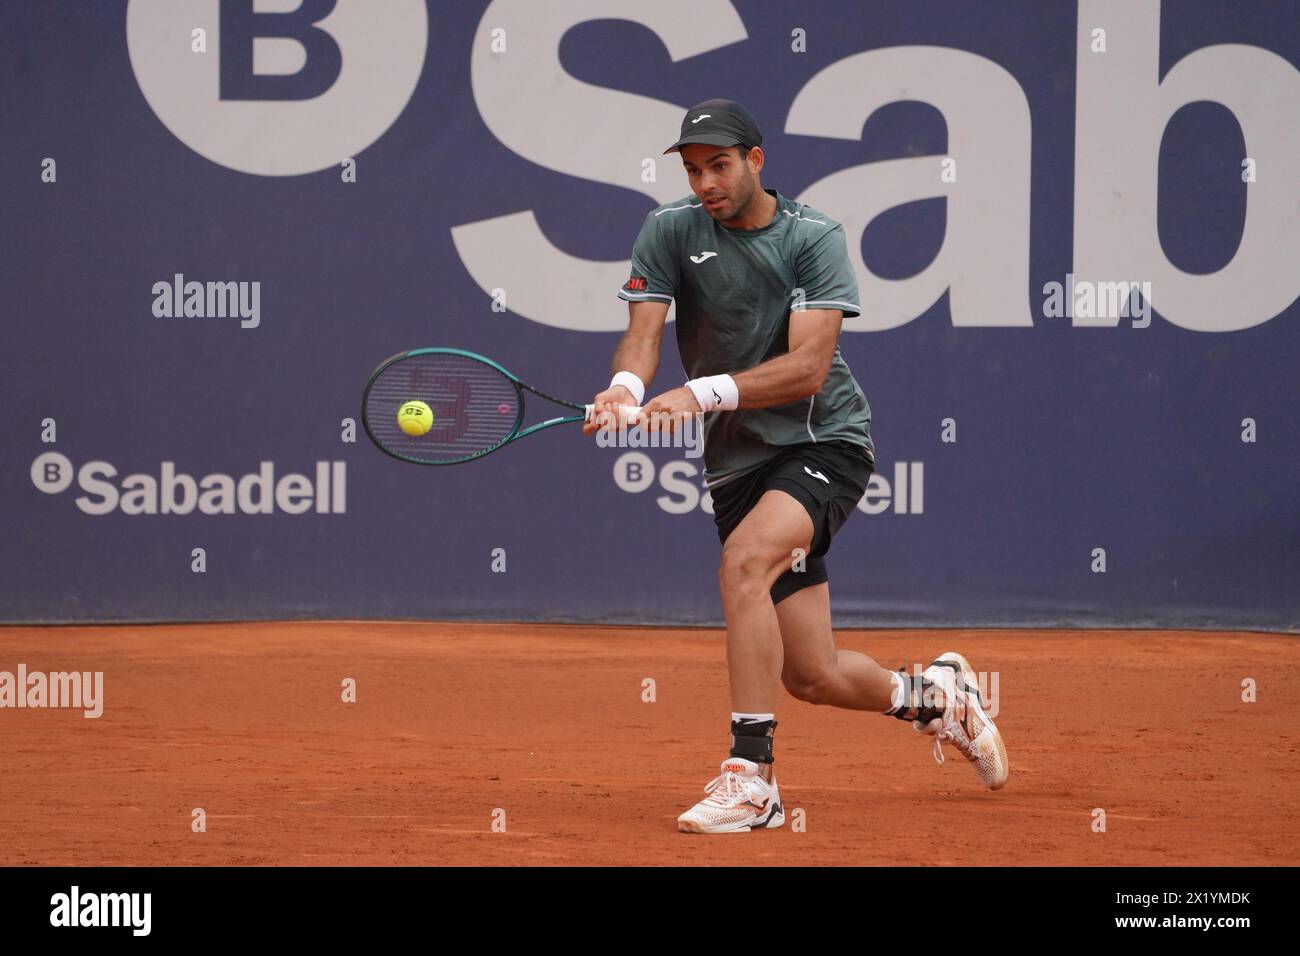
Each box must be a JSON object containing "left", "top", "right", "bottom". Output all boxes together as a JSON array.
[
  {"left": 774, "top": 582, "right": 897, "bottom": 711},
  {"left": 718, "top": 490, "right": 817, "bottom": 714},
  {"left": 676, "top": 488, "right": 807, "bottom": 832}
]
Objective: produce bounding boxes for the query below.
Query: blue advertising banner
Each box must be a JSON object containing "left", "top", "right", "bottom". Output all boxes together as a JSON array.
[{"left": 1, "top": 1, "right": 1297, "bottom": 630}]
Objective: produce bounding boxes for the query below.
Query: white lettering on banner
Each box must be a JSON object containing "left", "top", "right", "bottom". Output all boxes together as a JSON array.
[
  {"left": 125, "top": 0, "right": 426, "bottom": 176},
  {"left": 657, "top": 461, "right": 705, "bottom": 515},
  {"left": 29, "top": 452, "right": 347, "bottom": 516},
  {"left": 1073, "top": 0, "right": 1300, "bottom": 332},
  {"left": 788, "top": 46, "right": 1032, "bottom": 333},
  {"left": 451, "top": 0, "right": 746, "bottom": 330},
  {"left": 123, "top": 2, "right": 1299, "bottom": 328},
  {"left": 611, "top": 453, "right": 924, "bottom": 516},
  {"left": 452, "top": 0, "right": 1297, "bottom": 333},
  {"left": 857, "top": 463, "right": 925, "bottom": 516}
]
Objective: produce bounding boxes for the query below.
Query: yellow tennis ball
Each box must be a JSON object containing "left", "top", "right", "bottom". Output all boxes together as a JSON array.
[{"left": 397, "top": 400, "right": 434, "bottom": 437}]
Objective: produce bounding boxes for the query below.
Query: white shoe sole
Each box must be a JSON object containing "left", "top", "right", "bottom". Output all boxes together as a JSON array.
[{"left": 677, "top": 803, "right": 785, "bottom": 834}]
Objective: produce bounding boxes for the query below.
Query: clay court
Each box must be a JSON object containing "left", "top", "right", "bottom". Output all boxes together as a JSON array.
[{"left": 2, "top": 623, "right": 1295, "bottom": 866}]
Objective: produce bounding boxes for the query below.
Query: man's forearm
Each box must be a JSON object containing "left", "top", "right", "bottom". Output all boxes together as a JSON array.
[
  {"left": 729, "top": 349, "right": 826, "bottom": 409},
  {"left": 611, "top": 332, "right": 660, "bottom": 390}
]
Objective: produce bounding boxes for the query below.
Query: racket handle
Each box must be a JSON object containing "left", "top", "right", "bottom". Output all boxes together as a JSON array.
[{"left": 584, "top": 403, "right": 645, "bottom": 425}]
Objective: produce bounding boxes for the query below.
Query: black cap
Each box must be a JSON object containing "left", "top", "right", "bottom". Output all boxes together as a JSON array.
[{"left": 663, "top": 99, "right": 763, "bottom": 155}]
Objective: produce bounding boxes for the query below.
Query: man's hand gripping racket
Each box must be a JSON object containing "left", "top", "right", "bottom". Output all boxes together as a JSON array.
[{"left": 581, "top": 384, "right": 647, "bottom": 437}]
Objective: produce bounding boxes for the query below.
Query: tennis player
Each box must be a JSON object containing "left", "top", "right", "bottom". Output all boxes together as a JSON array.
[{"left": 585, "top": 99, "right": 1008, "bottom": 833}]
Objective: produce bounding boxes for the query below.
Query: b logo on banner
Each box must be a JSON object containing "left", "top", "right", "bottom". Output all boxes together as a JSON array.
[{"left": 126, "top": 0, "right": 427, "bottom": 176}]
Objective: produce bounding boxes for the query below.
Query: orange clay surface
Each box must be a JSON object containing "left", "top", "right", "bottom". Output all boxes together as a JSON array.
[{"left": 1, "top": 623, "right": 1296, "bottom": 866}]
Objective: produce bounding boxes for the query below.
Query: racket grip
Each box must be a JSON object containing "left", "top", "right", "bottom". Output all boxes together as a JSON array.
[{"left": 584, "top": 403, "right": 645, "bottom": 425}]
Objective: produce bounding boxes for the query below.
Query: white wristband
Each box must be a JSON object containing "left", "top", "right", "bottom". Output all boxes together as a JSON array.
[
  {"left": 609, "top": 371, "right": 645, "bottom": 406},
  {"left": 685, "top": 373, "right": 739, "bottom": 412}
]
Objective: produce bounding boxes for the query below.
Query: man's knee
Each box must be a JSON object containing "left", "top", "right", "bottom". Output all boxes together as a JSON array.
[
  {"left": 782, "top": 668, "right": 836, "bottom": 705},
  {"left": 718, "top": 539, "right": 780, "bottom": 595}
]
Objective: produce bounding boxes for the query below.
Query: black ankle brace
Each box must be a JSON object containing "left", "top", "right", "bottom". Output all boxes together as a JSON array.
[
  {"left": 886, "top": 668, "right": 944, "bottom": 724},
  {"left": 730, "top": 718, "right": 777, "bottom": 764}
]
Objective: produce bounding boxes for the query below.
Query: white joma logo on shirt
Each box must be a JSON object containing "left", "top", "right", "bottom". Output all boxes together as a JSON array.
[{"left": 690, "top": 251, "right": 718, "bottom": 263}]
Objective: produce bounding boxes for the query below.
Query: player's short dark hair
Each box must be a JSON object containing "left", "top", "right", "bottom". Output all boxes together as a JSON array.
[{"left": 736, "top": 145, "right": 751, "bottom": 163}]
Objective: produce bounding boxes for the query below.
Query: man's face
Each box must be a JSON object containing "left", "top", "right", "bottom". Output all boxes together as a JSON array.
[{"left": 679, "top": 144, "right": 759, "bottom": 222}]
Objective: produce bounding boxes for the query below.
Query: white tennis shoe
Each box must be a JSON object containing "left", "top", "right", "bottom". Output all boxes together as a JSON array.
[
  {"left": 676, "top": 757, "right": 785, "bottom": 833},
  {"left": 912, "top": 651, "right": 1009, "bottom": 790}
]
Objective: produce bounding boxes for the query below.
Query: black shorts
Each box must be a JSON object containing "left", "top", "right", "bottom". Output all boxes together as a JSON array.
[{"left": 710, "top": 440, "right": 875, "bottom": 604}]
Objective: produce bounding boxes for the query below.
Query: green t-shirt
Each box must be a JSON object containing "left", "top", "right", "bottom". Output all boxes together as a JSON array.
[{"left": 618, "top": 187, "right": 875, "bottom": 488}]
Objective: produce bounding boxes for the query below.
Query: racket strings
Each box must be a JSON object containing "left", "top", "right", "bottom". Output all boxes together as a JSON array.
[{"left": 365, "top": 352, "right": 521, "bottom": 464}]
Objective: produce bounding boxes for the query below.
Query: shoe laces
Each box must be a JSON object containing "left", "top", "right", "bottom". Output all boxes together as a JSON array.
[
  {"left": 915, "top": 687, "right": 975, "bottom": 767},
  {"left": 703, "top": 769, "right": 757, "bottom": 806},
  {"left": 914, "top": 718, "right": 948, "bottom": 766}
]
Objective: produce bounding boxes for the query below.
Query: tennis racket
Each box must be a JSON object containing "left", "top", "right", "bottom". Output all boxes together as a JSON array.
[{"left": 362, "top": 347, "right": 644, "bottom": 465}]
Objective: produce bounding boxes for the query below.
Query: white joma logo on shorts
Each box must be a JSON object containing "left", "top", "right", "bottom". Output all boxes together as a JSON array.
[{"left": 804, "top": 466, "right": 829, "bottom": 484}]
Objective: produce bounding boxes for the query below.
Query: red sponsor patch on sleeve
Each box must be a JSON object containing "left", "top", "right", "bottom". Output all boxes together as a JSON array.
[{"left": 623, "top": 275, "right": 647, "bottom": 292}]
